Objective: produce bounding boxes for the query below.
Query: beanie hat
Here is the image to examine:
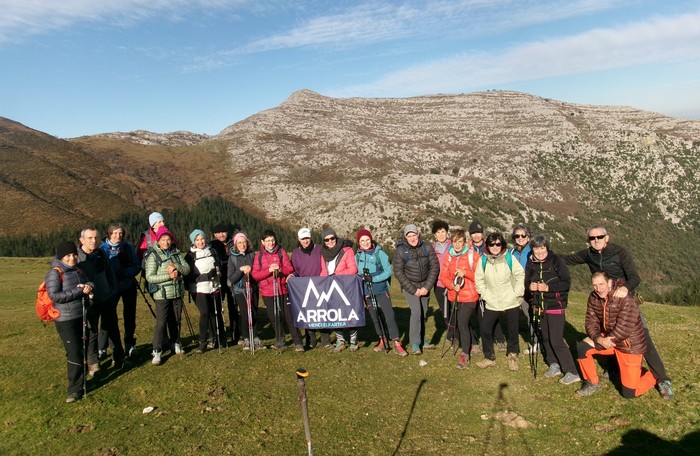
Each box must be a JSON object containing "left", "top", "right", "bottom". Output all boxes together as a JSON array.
[
  {"left": 149, "top": 212, "right": 164, "bottom": 228},
  {"left": 298, "top": 227, "right": 311, "bottom": 239},
  {"left": 212, "top": 222, "right": 230, "bottom": 234},
  {"left": 356, "top": 229, "right": 373, "bottom": 244},
  {"left": 233, "top": 232, "right": 248, "bottom": 246},
  {"left": 189, "top": 229, "right": 206, "bottom": 245},
  {"left": 56, "top": 241, "right": 78, "bottom": 259},
  {"left": 468, "top": 220, "right": 484, "bottom": 235},
  {"left": 155, "top": 226, "right": 174, "bottom": 241},
  {"left": 321, "top": 227, "right": 337, "bottom": 240},
  {"left": 403, "top": 224, "right": 419, "bottom": 237}
]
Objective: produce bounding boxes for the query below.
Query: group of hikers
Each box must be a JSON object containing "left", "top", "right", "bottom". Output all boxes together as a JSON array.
[{"left": 45, "top": 212, "right": 674, "bottom": 404}]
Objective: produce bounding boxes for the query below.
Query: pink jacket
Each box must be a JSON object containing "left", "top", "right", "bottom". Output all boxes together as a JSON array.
[
  {"left": 251, "top": 246, "right": 294, "bottom": 296},
  {"left": 320, "top": 247, "right": 358, "bottom": 276}
]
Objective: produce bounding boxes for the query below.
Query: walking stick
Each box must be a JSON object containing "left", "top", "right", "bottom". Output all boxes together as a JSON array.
[
  {"left": 213, "top": 266, "right": 228, "bottom": 349},
  {"left": 441, "top": 275, "right": 462, "bottom": 359},
  {"left": 295, "top": 368, "right": 313, "bottom": 456},
  {"left": 529, "top": 290, "right": 544, "bottom": 379},
  {"left": 272, "top": 270, "right": 282, "bottom": 350},
  {"left": 135, "top": 277, "right": 157, "bottom": 318},
  {"left": 363, "top": 268, "right": 390, "bottom": 353},
  {"left": 82, "top": 296, "right": 89, "bottom": 397},
  {"left": 246, "top": 274, "right": 255, "bottom": 354}
]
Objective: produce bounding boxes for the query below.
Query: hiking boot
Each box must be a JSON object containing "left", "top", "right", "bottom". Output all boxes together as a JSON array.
[
  {"left": 394, "top": 341, "right": 408, "bottom": 357},
  {"left": 543, "top": 363, "right": 562, "bottom": 378},
  {"left": 559, "top": 372, "right": 582, "bottom": 385},
  {"left": 496, "top": 342, "right": 507, "bottom": 352},
  {"left": 348, "top": 343, "right": 359, "bottom": 352},
  {"left": 207, "top": 341, "right": 216, "bottom": 349},
  {"left": 272, "top": 340, "right": 286, "bottom": 350},
  {"left": 507, "top": 353, "right": 518, "bottom": 371},
  {"left": 470, "top": 344, "right": 482, "bottom": 356},
  {"left": 295, "top": 344, "right": 305, "bottom": 352},
  {"left": 658, "top": 380, "right": 675, "bottom": 400},
  {"left": 110, "top": 358, "right": 129, "bottom": 370},
  {"left": 86, "top": 363, "right": 100, "bottom": 380},
  {"left": 243, "top": 339, "right": 251, "bottom": 351},
  {"left": 151, "top": 350, "right": 162, "bottom": 366},
  {"left": 253, "top": 338, "right": 266, "bottom": 350},
  {"left": 174, "top": 343, "right": 184, "bottom": 355},
  {"left": 373, "top": 338, "right": 387, "bottom": 352},
  {"left": 456, "top": 353, "right": 469, "bottom": 370},
  {"left": 411, "top": 343, "right": 422, "bottom": 355},
  {"left": 66, "top": 392, "right": 83, "bottom": 404},
  {"left": 476, "top": 358, "right": 496, "bottom": 369},
  {"left": 126, "top": 345, "right": 138, "bottom": 358},
  {"left": 334, "top": 341, "right": 346, "bottom": 352},
  {"left": 423, "top": 340, "right": 436, "bottom": 350},
  {"left": 98, "top": 350, "right": 108, "bottom": 361},
  {"left": 523, "top": 343, "right": 540, "bottom": 355},
  {"left": 576, "top": 381, "right": 602, "bottom": 397}
]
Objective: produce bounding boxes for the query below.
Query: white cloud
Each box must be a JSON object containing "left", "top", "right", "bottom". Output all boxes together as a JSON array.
[{"left": 334, "top": 11, "right": 700, "bottom": 97}]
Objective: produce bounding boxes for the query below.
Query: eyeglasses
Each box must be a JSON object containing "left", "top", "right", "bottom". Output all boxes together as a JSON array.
[
  {"left": 323, "top": 236, "right": 337, "bottom": 243},
  {"left": 513, "top": 234, "right": 528, "bottom": 239},
  {"left": 487, "top": 242, "right": 502, "bottom": 247},
  {"left": 588, "top": 235, "right": 606, "bottom": 241}
]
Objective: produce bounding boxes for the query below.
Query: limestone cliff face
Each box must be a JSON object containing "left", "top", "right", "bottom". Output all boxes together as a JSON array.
[{"left": 216, "top": 89, "right": 700, "bottom": 242}]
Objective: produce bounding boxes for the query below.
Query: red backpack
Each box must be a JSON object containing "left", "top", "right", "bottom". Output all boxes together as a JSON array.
[{"left": 36, "top": 267, "right": 63, "bottom": 323}]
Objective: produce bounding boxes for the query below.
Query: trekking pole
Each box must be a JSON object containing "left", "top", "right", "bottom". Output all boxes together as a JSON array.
[
  {"left": 295, "top": 368, "right": 313, "bottom": 456},
  {"left": 246, "top": 274, "right": 254, "bottom": 355},
  {"left": 529, "top": 291, "right": 543, "bottom": 379},
  {"left": 135, "top": 277, "right": 157, "bottom": 318},
  {"left": 212, "top": 291, "right": 223, "bottom": 354},
  {"left": 214, "top": 266, "right": 228, "bottom": 349},
  {"left": 364, "top": 268, "right": 390, "bottom": 353},
  {"left": 441, "top": 275, "right": 462, "bottom": 359},
  {"left": 272, "top": 269, "right": 282, "bottom": 350},
  {"left": 82, "top": 296, "right": 89, "bottom": 397}
]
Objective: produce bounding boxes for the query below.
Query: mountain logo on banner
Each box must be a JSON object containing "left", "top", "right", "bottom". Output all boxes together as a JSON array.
[
  {"left": 301, "top": 279, "right": 353, "bottom": 308},
  {"left": 287, "top": 275, "right": 365, "bottom": 329}
]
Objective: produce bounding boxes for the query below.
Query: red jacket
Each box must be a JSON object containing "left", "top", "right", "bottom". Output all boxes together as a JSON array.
[
  {"left": 439, "top": 247, "right": 480, "bottom": 303},
  {"left": 251, "top": 246, "right": 294, "bottom": 297},
  {"left": 320, "top": 247, "right": 358, "bottom": 276}
]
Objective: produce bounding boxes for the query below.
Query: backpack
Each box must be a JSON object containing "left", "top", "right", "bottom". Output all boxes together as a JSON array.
[
  {"left": 36, "top": 267, "right": 63, "bottom": 323},
  {"left": 142, "top": 246, "right": 166, "bottom": 294},
  {"left": 481, "top": 251, "right": 513, "bottom": 271},
  {"left": 257, "top": 248, "right": 284, "bottom": 270}
]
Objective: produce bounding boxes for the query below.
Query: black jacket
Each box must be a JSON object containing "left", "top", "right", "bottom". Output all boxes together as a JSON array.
[
  {"left": 393, "top": 239, "right": 440, "bottom": 295},
  {"left": 564, "top": 242, "right": 640, "bottom": 294},
  {"left": 524, "top": 252, "right": 571, "bottom": 310}
]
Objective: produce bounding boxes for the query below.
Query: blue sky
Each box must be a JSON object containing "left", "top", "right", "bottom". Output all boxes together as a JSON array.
[{"left": 1, "top": 0, "right": 699, "bottom": 138}]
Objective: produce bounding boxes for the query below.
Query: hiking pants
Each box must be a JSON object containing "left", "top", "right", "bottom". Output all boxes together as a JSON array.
[
  {"left": 366, "top": 292, "right": 400, "bottom": 341},
  {"left": 481, "top": 307, "right": 520, "bottom": 360},
  {"left": 474, "top": 300, "right": 506, "bottom": 346},
  {"left": 55, "top": 317, "right": 85, "bottom": 397},
  {"left": 262, "top": 294, "right": 302, "bottom": 345},
  {"left": 433, "top": 286, "right": 455, "bottom": 341},
  {"left": 193, "top": 292, "right": 220, "bottom": 347},
  {"left": 88, "top": 296, "right": 124, "bottom": 365},
  {"left": 235, "top": 290, "right": 259, "bottom": 341},
  {"left": 98, "top": 285, "right": 138, "bottom": 350},
  {"left": 456, "top": 302, "right": 478, "bottom": 357},
  {"left": 152, "top": 299, "right": 180, "bottom": 352},
  {"left": 403, "top": 291, "right": 430, "bottom": 347},
  {"left": 577, "top": 342, "right": 656, "bottom": 398},
  {"left": 640, "top": 311, "right": 670, "bottom": 382},
  {"left": 540, "top": 311, "right": 577, "bottom": 375},
  {"left": 306, "top": 329, "right": 331, "bottom": 347}
]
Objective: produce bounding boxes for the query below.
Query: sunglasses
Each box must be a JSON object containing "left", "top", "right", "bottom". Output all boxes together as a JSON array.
[
  {"left": 588, "top": 235, "right": 606, "bottom": 241},
  {"left": 487, "top": 242, "right": 502, "bottom": 247},
  {"left": 513, "top": 234, "right": 528, "bottom": 239},
  {"left": 323, "top": 236, "right": 337, "bottom": 243}
]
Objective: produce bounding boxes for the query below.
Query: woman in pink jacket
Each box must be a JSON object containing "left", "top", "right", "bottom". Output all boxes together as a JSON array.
[
  {"left": 319, "top": 228, "right": 359, "bottom": 352},
  {"left": 251, "top": 229, "right": 303, "bottom": 351}
]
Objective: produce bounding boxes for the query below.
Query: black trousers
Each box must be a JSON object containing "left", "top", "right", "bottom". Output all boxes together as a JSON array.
[
  {"left": 262, "top": 294, "right": 302, "bottom": 345},
  {"left": 99, "top": 285, "right": 138, "bottom": 350},
  {"left": 456, "top": 302, "right": 478, "bottom": 356},
  {"left": 235, "top": 289, "right": 259, "bottom": 341},
  {"left": 152, "top": 299, "right": 180, "bottom": 352},
  {"left": 640, "top": 311, "right": 670, "bottom": 382},
  {"left": 481, "top": 307, "right": 520, "bottom": 360},
  {"left": 88, "top": 296, "right": 124, "bottom": 364},
  {"left": 55, "top": 317, "right": 85, "bottom": 396},
  {"left": 540, "top": 312, "right": 577, "bottom": 374}
]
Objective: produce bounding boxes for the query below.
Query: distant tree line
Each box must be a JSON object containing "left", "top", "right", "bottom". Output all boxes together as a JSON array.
[{"left": 0, "top": 197, "right": 299, "bottom": 256}]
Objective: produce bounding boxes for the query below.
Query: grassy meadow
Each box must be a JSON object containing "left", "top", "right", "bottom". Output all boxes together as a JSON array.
[{"left": 1, "top": 257, "right": 698, "bottom": 455}]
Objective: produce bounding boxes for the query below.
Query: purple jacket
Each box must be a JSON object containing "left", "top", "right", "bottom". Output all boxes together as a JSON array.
[{"left": 291, "top": 244, "right": 322, "bottom": 277}]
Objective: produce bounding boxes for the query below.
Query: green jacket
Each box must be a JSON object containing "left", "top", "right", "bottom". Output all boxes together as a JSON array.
[{"left": 144, "top": 246, "right": 190, "bottom": 300}]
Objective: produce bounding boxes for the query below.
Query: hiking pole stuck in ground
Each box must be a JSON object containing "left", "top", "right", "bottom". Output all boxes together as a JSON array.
[
  {"left": 214, "top": 266, "right": 228, "bottom": 349},
  {"left": 529, "top": 291, "right": 544, "bottom": 379},
  {"left": 364, "top": 268, "right": 390, "bottom": 353},
  {"left": 246, "top": 274, "right": 254, "bottom": 355},
  {"left": 441, "top": 275, "right": 462, "bottom": 359},
  {"left": 82, "top": 296, "right": 89, "bottom": 397},
  {"left": 135, "top": 277, "right": 157, "bottom": 318},
  {"left": 213, "top": 291, "right": 223, "bottom": 354},
  {"left": 272, "top": 269, "right": 282, "bottom": 351},
  {"left": 295, "top": 368, "right": 313, "bottom": 456}
]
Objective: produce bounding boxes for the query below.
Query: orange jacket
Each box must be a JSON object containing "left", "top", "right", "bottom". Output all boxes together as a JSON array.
[{"left": 439, "top": 247, "right": 480, "bottom": 303}]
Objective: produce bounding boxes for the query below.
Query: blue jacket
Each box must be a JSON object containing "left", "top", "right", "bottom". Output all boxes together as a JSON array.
[
  {"left": 101, "top": 240, "right": 140, "bottom": 292},
  {"left": 355, "top": 244, "right": 393, "bottom": 296}
]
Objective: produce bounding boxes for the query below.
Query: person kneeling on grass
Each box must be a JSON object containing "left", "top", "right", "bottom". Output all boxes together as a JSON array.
[{"left": 576, "top": 272, "right": 656, "bottom": 398}]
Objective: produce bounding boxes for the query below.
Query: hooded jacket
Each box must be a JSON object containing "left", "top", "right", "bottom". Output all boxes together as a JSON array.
[
  {"left": 393, "top": 236, "right": 440, "bottom": 294},
  {"left": 251, "top": 245, "right": 294, "bottom": 297},
  {"left": 475, "top": 252, "right": 525, "bottom": 312},
  {"left": 45, "top": 257, "right": 94, "bottom": 322},
  {"left": 439, "top": 246, "right": 480, "bottom": 303},
  {"left": 524, "top": 252, "right": 571, "bottom": 311},
  {"left": 144, "top": 245, "right": 190, "bottom": 300},
  {"left": 355, "top": 244, "right": 393, "bottom": 295}
]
